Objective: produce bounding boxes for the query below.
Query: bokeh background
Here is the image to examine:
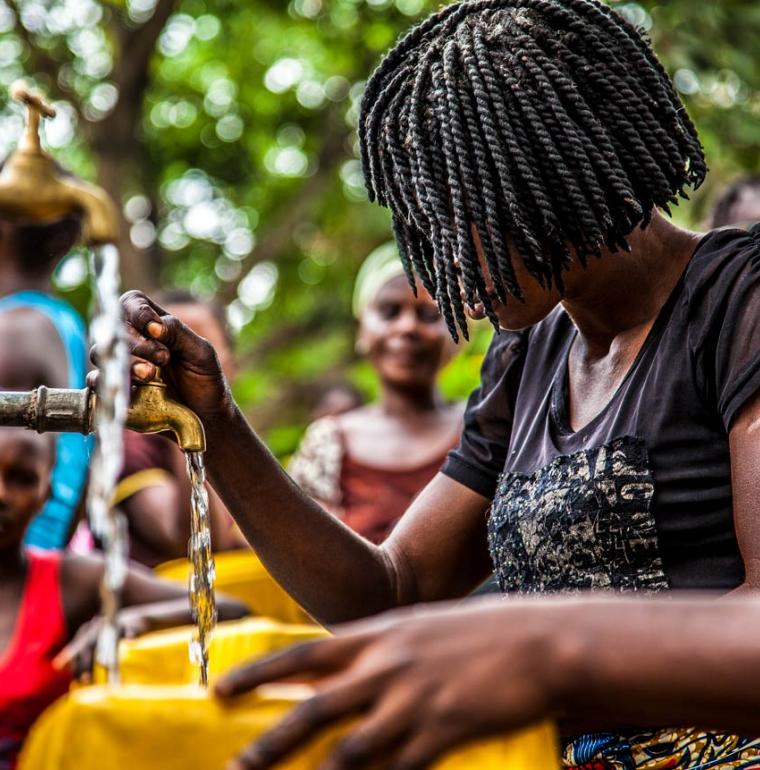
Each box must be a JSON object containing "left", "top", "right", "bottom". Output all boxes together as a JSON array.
[{"left": 1, "top": 0, "right": 758, "bottom": 456}]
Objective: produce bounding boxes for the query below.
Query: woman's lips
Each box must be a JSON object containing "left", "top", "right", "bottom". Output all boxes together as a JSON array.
[{"left": 382, "top": 344, "right": 430, "bottom": 365}]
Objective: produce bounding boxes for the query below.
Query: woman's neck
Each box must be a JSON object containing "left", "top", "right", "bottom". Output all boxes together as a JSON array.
[
  {"left": 561, "top": 212, "right": 704, "bottom": 356},
  {"left": 0, "top": 267, "right": 52, "bottom": 296},
  {"left": 379, "top": 383, "right": 442, "bottom": 418}
]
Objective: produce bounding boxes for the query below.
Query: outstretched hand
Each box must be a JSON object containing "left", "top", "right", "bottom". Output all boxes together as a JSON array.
[
  {"left": 115, "top": 290, "right": 233, "bottom": 419},
  {"left": 215, "top": 600, "right": 565, "bottom": 770},
  {"left": 52, "top": 608, "right": 152, "bottom": 682}
]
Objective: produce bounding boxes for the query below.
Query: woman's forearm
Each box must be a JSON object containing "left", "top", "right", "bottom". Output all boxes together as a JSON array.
[
  {"left": 552, "top": 598, "right": 760, "bottom": 734},
  {"left": 202, "top": 404, "right": 398, "bottom": 625},
  {"left": 121, "top": 595, "right": 247, "bottom": 634}
]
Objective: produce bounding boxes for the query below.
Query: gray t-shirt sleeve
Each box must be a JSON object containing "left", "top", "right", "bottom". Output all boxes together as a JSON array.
[
  {"left": 689, "top": 225, "right": 760, "bottom": 430},
  {"left": 441, "top": 329, "right": 528, "bottom": 498}
]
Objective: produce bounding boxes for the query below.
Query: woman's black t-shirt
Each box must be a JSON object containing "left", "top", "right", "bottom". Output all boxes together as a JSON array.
[{"left": 442, "top": 226, "right": 760, "bottom": 593}]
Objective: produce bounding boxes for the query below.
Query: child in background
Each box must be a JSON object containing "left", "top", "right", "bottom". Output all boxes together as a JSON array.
[
  {"left": 0, "top": 195, "right": 91, "bottom": 551},
  {"left": 0, "top": 427, "right": 247, "bottom": 769}
]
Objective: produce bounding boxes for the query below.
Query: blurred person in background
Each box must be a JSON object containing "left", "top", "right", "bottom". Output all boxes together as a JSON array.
[
  {"left": 0, "top": 422, "right": 246, "bottom": 769},
  {"left": 308, "top": 381, "right": 364, "bottom": 422},
  {"left": 0, "top": 192, "right": 90, "bottom": 551},
  {"left": 289, "top": 242, "right": 463, "bottom": 545},
  {"left": 113, "top": 290, "right": 247, "bottom": 568},
  {"left": 709, "top": 175, "right": 760, "bottom": 229}
]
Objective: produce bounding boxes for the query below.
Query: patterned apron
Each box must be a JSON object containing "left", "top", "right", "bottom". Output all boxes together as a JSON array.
[{"left": 487, "top": 436, "right": 760, "bottom": 770}]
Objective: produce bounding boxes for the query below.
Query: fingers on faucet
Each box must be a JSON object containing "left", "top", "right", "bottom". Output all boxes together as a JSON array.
[
  {"left": 131, "top": 360, "right": 157, "bottom": 382},
  {"left": 120, "top": 290, "right": 170, "bottom": 336},
  {"left": 121, "top": 291, "right": 199, "bottom": 354},
  {"left": 130, "top": 337, "right": 170, "bottom": 365}
]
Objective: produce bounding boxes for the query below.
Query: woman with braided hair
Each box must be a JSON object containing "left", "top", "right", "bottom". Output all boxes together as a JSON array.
[{"left": 117, "top": 1, "right": 760, "bottom": 767}]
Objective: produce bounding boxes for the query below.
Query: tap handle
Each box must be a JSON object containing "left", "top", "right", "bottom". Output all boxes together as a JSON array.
[
  {"left": 11, "top": 82, "right": 56, "bottom": 118},
  {"left": 10, "top": 81, "right": 56, "bottom": 155}
]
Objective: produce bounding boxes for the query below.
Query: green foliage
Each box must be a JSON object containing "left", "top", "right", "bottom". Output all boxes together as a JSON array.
[{"left": 1, "top": 0, "right": 759, "bottom": 456}]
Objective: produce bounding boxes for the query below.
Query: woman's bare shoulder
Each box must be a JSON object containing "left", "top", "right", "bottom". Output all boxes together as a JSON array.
[{"left": 334, "top": 404, "right": 383, "bottom": 431}]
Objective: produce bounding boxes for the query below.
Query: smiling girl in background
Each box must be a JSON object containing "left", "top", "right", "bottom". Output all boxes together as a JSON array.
[
  {"left": 289, "top": 242, "right": 463, "bottom": 544},
  {"left": 0, "top": 424, "right": 246, "bottom": 769}
]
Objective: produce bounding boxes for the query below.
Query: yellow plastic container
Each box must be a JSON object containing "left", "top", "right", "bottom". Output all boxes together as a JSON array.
[
  {"left": 19, "top": 684, "right": 559, "bottom": 770},
  {"left": 156, "top": 550, "right": 312, "bottom": 625},
  {"left": 110, "top": 617, "right": 327, "bottom": 686}
]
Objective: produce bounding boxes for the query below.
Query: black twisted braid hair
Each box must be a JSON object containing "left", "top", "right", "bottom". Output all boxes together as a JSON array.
[{"left": 359, "top": 0, "right": 707, "bottom": 341}]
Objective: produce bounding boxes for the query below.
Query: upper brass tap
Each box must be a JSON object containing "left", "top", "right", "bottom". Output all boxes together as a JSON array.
[
  {"left": 0, "top": 82, "right": 119, "bottom": 245},
  {"left": 126, "top": 370, "right": 206, "bottom": 452}
]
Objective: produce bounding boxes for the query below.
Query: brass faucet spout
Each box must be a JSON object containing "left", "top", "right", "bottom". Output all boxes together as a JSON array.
[{"left": 126, "top": 380, "right": 206, "bottom": 452}]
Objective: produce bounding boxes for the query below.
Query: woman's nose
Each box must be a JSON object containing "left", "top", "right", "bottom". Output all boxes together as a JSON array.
[{"left": 393, "top": 308, "right": 419, "bottom": 333}]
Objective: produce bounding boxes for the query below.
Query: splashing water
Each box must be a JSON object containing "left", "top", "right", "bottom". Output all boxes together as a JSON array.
[
  {"left": 87, "top": 244, "right": 129, "bottom": 683},
  {"left": 185, "top": 450, "right": 216, "bottom": 687}
]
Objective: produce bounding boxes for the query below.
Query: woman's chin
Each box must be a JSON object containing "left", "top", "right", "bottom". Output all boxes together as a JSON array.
[
  {"left": 381, "top": 370, "right": 435, "bottom": 390},
  {"left": 492, "top": 301, "right": 558, "bottom": 332}
]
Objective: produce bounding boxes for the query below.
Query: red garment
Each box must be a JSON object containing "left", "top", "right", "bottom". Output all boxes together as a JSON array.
[
  {"left": 0, "top": 551, "right": 71, "bottom": 769},
  {"left": 340, "top": 453, "right": 447, "bottom": 544}
]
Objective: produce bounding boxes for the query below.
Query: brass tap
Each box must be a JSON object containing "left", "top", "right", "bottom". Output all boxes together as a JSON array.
[
  {"left": 0, "top": 374, "right": 205, "bottom": 452},
  {"left": 125, "top": 370, "right": 206, "bottom": 452},
  {"left": 0, "top": 82, "right": 119, "bottom": 245}
]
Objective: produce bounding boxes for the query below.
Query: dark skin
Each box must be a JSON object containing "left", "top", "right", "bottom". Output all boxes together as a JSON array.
[
  {"left": 0, "top": 215, "right": 88, "bottom": 542},
  {"left": 120, "top": 209, "right": 760, "bottom": 768},
  {"left": 0, "top": 218, "right": 75, "bottom": 296},
  {"left": 119, "top": 301, "right": 246, "bottom": 567},
  {"left": 0, "top": 427, "right": 248, "bottom": 681},
  {"left": 331, "top": 275, "right": 461, "bottom": 480},
  {"left": 216, "top": 595, "right": 760, "bottom": 770},
  {"left": 0, "top": 309, "right": 88, "bottom": 544},
  {"left": 0, "top": 212, "right": 90, "bottom": 395}
]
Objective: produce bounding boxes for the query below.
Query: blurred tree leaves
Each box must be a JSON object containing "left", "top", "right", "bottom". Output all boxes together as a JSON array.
[{"left": 0, "top": 0, "right": 758, "bottom": 455}]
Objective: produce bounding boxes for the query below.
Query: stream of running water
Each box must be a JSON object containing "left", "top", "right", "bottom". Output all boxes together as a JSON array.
[
  {"left": 87, "top": 244, "right": 130, "bottom": 683},
  {"left": 88, "top": 245, "right": 214, "bottom": 686},
  {"left": 185, "top": 450, "right": 216, "bottom": 687}
]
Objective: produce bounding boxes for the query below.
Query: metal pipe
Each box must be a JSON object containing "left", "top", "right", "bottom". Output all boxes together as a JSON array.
[
  {"left": 0, "top": 386, "right": 91, "bottom": 434},
  {"left": 0, "top": 383, "right": 205, "bottom": 451}
]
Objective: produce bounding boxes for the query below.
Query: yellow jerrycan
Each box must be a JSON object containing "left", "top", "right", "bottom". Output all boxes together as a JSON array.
[
  {"left": 156, "top": 549, "right": 312, "bottom": 625},
  {"left": 19, "top": 683, "right": 559, "bottom": 770},
  {"left": 106, "top": 617, "right": 327, "bottom": 686}
]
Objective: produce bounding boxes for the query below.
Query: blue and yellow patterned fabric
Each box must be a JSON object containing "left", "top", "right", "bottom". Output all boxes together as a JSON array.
[{"left": 565, "top": 728, "right": 760, "bottom": 769}]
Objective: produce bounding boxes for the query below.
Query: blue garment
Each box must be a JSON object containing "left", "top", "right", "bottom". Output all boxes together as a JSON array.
[{"left": 0, "top": 291, "right": 91, "bottom": 549}]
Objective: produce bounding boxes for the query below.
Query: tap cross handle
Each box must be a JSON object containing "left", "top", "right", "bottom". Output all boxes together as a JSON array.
[{"left": 10, "top": 82, "right": 56, "bottom": 155}]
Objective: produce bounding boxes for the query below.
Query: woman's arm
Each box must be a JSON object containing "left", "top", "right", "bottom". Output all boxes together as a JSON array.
[
  {"left": 728, "top": 388, "right": 760, "bottom": 592},
  {"left": 120, "top": 291, "right": 493, "bottom": 625},
  {"left": 58, "top": 554, "right": 248, "bottom": 675},
  {"left": 216, "top": 596, "right": 760, "bottom": 770},
  {"left": 119, "top": 481, "right": 188, "bottom": 562},
  {"left": 204, "top": 408, "right": 492, "bottom": 622}
]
